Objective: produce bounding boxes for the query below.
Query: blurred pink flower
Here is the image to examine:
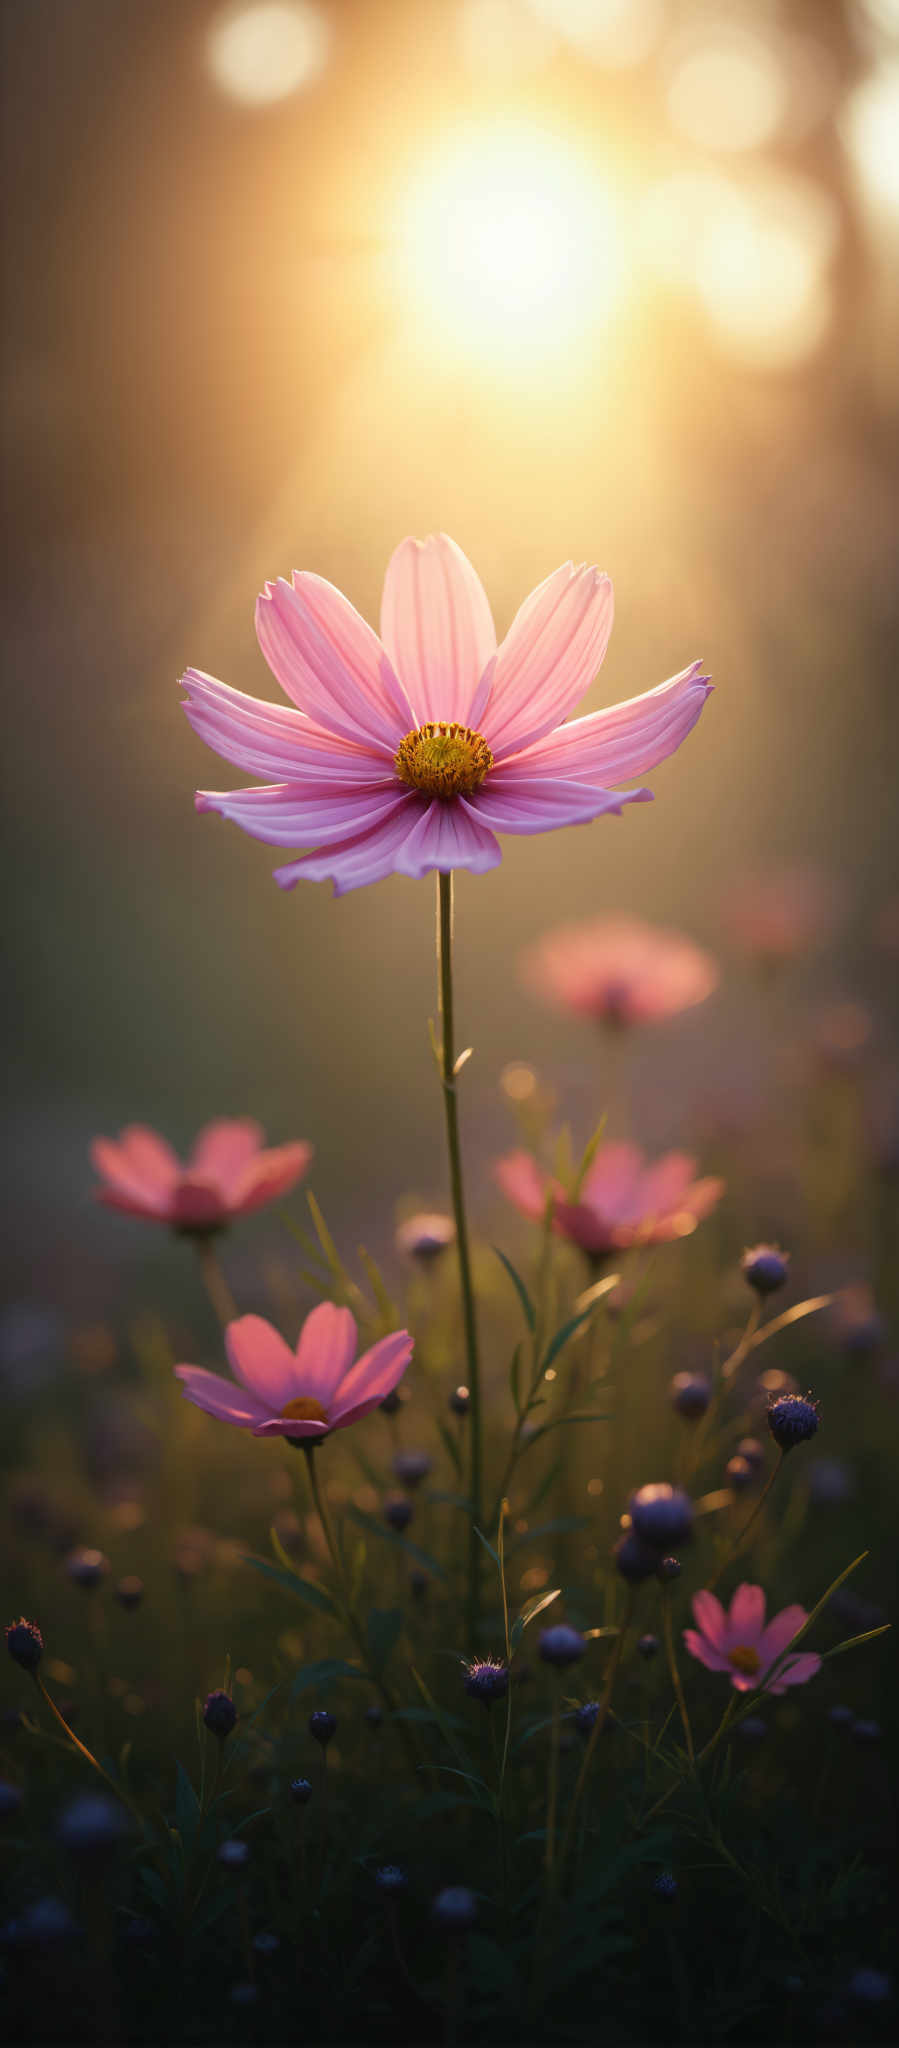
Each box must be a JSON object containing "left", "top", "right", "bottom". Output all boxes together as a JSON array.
[
  {"left": 494, "top": 1142, "right": 724, "bottom": 1256},
  {"left": 521, "top": 914, "right": 718, "bottom": 1027},
  {"left": 684, "top": 1584, "right": 821, "bottom": 1693},
  {"left": 91, "top": 1120, "right": 311, "bottom": 1230},
  {"left": 725, "top": 864, "right": 842, "bottom": 964},
  {"left": 174, "top": 1304, "right": 413, "bottom": 1441},
  {"left": 182, "top": 534, "right": 711, "bottom": 896}
]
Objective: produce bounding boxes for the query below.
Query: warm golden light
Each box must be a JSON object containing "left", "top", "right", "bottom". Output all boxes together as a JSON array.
[
  {"left": 529, "top": 0, "right": 663, "bottom": 69},
  {"left": 395, "top": 126, "right": 622, "bottom": 367},
  {"left": 842, "top": 62, "right": 899, "bottom": 217},
  {"left": 206, "top": 0, "right": 330, "bottom": 105},
  {"left": 693, "top": 173, "right": 838, "bottom": 368},
  {"left": 666, "top": 28, "right": 788, "bottom": 152}
]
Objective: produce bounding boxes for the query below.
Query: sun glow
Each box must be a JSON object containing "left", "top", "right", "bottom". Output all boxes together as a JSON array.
[{"left": 395, "top": 126, "right": 623, "bottom": 366}]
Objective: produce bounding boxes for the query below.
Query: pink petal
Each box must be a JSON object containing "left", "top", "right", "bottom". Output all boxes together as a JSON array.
[
  {"left": 467, "top": 774, "right": 651, "bottom": 834},
  {"left": 691, "top": 1590, "right": 729, "bottom": 1650},
  {"left": 94, "top": 1187, "right": 170, "bottom": 1221},
  {"left": 225, "top": 1316, "right": 298, "bottom": 1410},
  {"left": 174, "top": 1364, "right": 269, "bottom": 1429},
  {"left": 255, "top": 576, "right": 411, "bottom": 751},
  {"left": 725, "top": 1583, "right": 767, "bottom": 1645},
  {"left": 767, "top": 1652, "right": 821, "bottom": 1693},
  {"left": 169, "top": 1181, "right": 229, "bottom": 1229},
  {"left": 379, "top": 534, "right": 496, "bottom": 727},
  {"left": 230, "top": 1143, "right": 313, "bottom": 1215},
  {"left": 502, "top": 662, "right": 711, "bottom": 784},
  {"left": 251, "top": 1415, "right": 331, "bottom": 1439},
  {"left": 189, "top": 1119, "right": 264, "bottom": 1192},
  {"left": 196, "top": 782, "right": 408, "bottom": 848},
  {"left": 117, "top": 1126, "right": 181, "bottom": 1192},
  {"left": 494, "top": 1151, "right": 553, "bottom": 1223},
  {"left": 583, "top": 1143, "right": 646, "bottom": 1219},
  {"left": 682, "top": 1628, "right": 731, "bottom": 1674},
  {"left": 756, "top": 1605, "right": 808, "bottom": 1668},
  {"left": 392, "top": 799, "right": 502, "bottom": 880},
  {"left": 637, "top": 1154, "right": 698, "bottom": 1220},
  {"left": 273, "top": 799, "right": 420, "bottom": 895},
  {"left": 91, "top": 1138, "right": 172, "bottom": 1214},
  {"left": 329, "top": 1330, "right": 414, "bottom": 1428},
  {"left": 550, "top": 1198, "right": 618, "bottom": 1255},
  {"left": 183, "top": 670, "right": 391, "bottom": 782},
  {"left": 684, "top": 1176, "right": 725, "bottom": 1222},
  {"left": 293, "top": 1302, "right": 359, "bottom": 1407},
  {"left": 482, "top": 565, "right": 614, "bottom": 757}
]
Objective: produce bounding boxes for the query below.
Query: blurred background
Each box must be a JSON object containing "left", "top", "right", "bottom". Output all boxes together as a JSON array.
[{"left": 2, "top": 0, "right": 898, "bottom": 1340}]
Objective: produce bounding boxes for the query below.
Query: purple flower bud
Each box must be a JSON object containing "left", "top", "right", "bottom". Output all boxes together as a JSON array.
[
  {"left": 613, "top": 1532, "right": 659, "bottom": 1582},
  {"left": 308, "top": 1709, "right": 337, "bottom": 1748},
  {"left": 736, "top": 1437, "right": 765, "bottom": 1470},
  {"left": 725, "top": 1455, "right": 755, "bottom": 1491},
  {"left": 449, "top": 1385, "right": 470, "bottom": 1416},
  {"left": 432, "top": 1886, "right": 477, "bottom": 1932},
  {"left": 848, "top": 1968, "right": 891, "bottom": 2005},
  {"left": 379, "top": 1388, "right": 405, "bottom": 1416},
  {"left": 218, "top": 1838, "right": 249, "bottom": 1869},
  {"left": 392, "top": 1450, "right": 433, "bottom": 1489},
  {"left": 538, "top": 1624, "right": 585, "bottom": 1669},
  {"left": 851, "top": 1718, "right": 881, "bottom": 1744},
  {"left": 364, "top": 1705, "right": 383, "bottom": 1730},
  {"left": 289, "top": 1777, "right": 313, "bottom": 1805},
  {"left": 741, "top": 1245, "right": 790, "bottom": 1295},
  {"left": 629, "top": 1484, "right": 693, "bottom": 1550},
  {"left": 203, "top": 1690, "right": 237, "bottom": 1740},
  {"left": 253, "top": 1931, "right": 280, "bottom": 1956},
  {"left": 657, "top": 1556, "right": 682, "bottom": 1583},
  {"left": 637, "top": 1633, "right": 660, "bottom": 1659},
  {"left": 574, "top": 1701, "right": 601, "bottom": 1738},
  {"left": 737, "top": 1716, "right": 767, "bottom": 1742},
  {"left": 64, "top": 1547, "right": 110, "bottom": 1591},
  {"left": 767, "top": 1393, "right": 819, "bottom": 1452},
  {"left": 463, "top": 1660, "right": 508, "bottom": 1706},
  {"left": 670, "top": 1373, "right": 712, "bottom": 1421},
  {"left": 395, "top": 1213, "right": 455, "bottom": 1260},
  {"left": 114, "top": 1576, "right": 144, "bottom": 1611},
  {"left": 652, "top": 1871, "right": 678, "bottom": 1901},
  {"left": 383, "top": 1496, "right": 413, "bottom": 1532},
  {"left": 6, "top": 1618, "right": 43, "bottom": 1672},
  {"left": 375, "top": 1865, "right": 408, "bottom": 1895},
  {"left": 828, "top": 1703, "right": 854, "bottom": 1728},
  {"left": 57, "top": 1793, "right": 130, "bottom": 1857}
]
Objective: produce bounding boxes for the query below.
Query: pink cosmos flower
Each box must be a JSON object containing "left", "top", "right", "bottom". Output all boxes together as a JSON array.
[
  {"left": 726, "top": 864, "right": 842, "bottom": 964},
  {"left": 174, "top": 1304, "right": 413, "bottom": 1440},
  {"left": 495, "top": 1142, "right": 724, "bottom": 1257},
  {"left": 182, "top": 534, "right": 711, "bottom": 896},
  {"left": 521, "top": 914, "right": 718, "bottom": 1028},
  {"left": 684, "top": 1584, "right": 821, "bottom": 1693},
  {"left": 91, "top": 1120, "right": 312, "bottom": 1230}
]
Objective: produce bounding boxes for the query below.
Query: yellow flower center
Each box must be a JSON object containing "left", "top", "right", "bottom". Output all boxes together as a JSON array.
[
  {"left": 727, "top": 1644, "right": 762, "bottom": 1676},
  {"left": 394, "top": 723, "right": 494, "bottom": 801},
  {"left": 280, "top": 1396, "right": 328, "bottom": 1424}
]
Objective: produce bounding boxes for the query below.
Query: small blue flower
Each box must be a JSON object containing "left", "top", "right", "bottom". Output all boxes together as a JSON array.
[
  {"left": 464, "top": 1659, "right": 509, "bottom": 1706},
  {"left": 574, "top": 1701, "right": 601, "bottom": 1738},
  {"left": 827, "top": 1703, "right": 854, "bottom": 1729},
  {"left": 432, "top": 1886, "right": 477, "bottom": 1932},
  {"left": 203, "top": 1689, "right": 237, "bottom": 1740},
  {"left": 449, "top": 1385, "right": 470, "bottom": 1416},
  {"left": 289, "top": 1777, "right": 313, "bottom": 1805},
  {"left": 538, "top": 1624, "right": 585, "bottom": 1669},
  {"left": 629, "top": 1484, "right": 693, "bottom": 1549},
  {"left": 114, "top": 1576, "right": 144, "bottom": 1611},
  {"left": 218, "top": 1838, "right": 249, "bottom": 1869},
  {"left": 64, "top": 1547, "right": 110, "bottom": 1590},
  {"left": 253, "top": 1931, "right": 280, "bottom": 1956},
  {"left": 392, "top": 1450, "right": 433, "bottom": 1488},
  {"left": 309, "top": 1709, "right": 337, "bottom": 1748},
  {"left": 5, "top": 1618, "right": 43, "bottom": 1671},
  {"left": 725, "top": 1455, "right": 755, "bottom": 1491},
  {"left": 737, "top": 1716, "right": 768, "bottom": 1742},
  {"left": 57, "top": 1793, "right": 130, "bottom": 1856},
  {"left": 652, "top": 1871, "right": 678, "bottom": 1902},
  {"left": 657, "top": 1556, "right": 682, "bottom": 1583},
  {"left": 851, "top": 1718, "right": 881, "bottom": 1744},
  {"left": 383, "top": 1496, "right": 413, "bottom": 1531},
  {"left": 736, "top": 1436, "right": 765, "bottom": 1470},
  {"left": 637, "top": 1633, "right": 660, "bottom": 1659},
  {"left": 741, "top": 1245, "right": 790, "bottom": 1296},
  {"left": 767, "top": 1393, "right": 819, "bottom": 1452},
  {"left": 670, "top": 1372, "right": 711, "bottom": 1420},
  {"left": 613, "top": 1532, "right": 660, "bottom": 1582},
  {"left": 364, "top": 1705, "right": 383, "bottom": 1730},
  {"left": 375, "top": 1865, "right": 409, "bottom": 1895},
  {"left": 848, "top": 1967, "right": 892, "bottom": 2005}
]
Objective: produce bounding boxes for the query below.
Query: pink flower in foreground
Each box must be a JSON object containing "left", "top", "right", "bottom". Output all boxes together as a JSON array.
[
  {"left": 91, "top": 1120, "right": 312, "bottom": 1230},
  {"left": 175, "top": 1304, "right": 413, "bottom": 1441},
  {"left": 521, "top": 914, "right": 718, "bottom": 1028},
  {"left": 182, "top": 534, "right": 711, "bottom": 896},
  {"left": 684, "top": 1584, "right": 821, "bottom": 1693},
  {"left": 495, "top": 1142, "right": 724, "bottom": 1257}
]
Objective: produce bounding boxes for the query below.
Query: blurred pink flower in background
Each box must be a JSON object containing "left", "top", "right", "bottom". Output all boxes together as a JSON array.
[
  {"left": 684, "top": 1584, "right": 821, "bottom": 1693},
  {"left": 91, "top": 1119, "right": 311, "bottom": 1229},
  {"left": 725, "top": 863, "right": 842, "bottom": 964},
  {"left": 175, "top": 1303, "right": 413, "bottom": 1440},
  {"left": 495, "top": 1141, "right": 724, "bottom": 1256},
  {"left": 521, "top": 913, "right": 718, "bottom": 1027},
  {"left": 183, "top": 533, "right": 711, "bottom": 895}
]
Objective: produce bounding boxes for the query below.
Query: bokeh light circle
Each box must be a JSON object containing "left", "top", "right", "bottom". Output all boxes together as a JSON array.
[{"left": 206, "top": 0, "right": 331, "bottom": 105}]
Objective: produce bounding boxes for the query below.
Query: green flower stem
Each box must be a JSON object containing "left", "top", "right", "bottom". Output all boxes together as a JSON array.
[
  {"left": 640, "top": 1690, "right": 741, "bottom": 1829},
  {"left": 301, "top": 1447, "right": 418, "bottom": 1771},
  {"left": 660, "top": 1583, "right": 694, "bottom": 1763},
  {"left": 194, "top": 1235, "right": 239, "bottom": 1328},
  {"left": 706, "top": 1449, "right": 785, "bottom": 1592},
  {"left": 556, "top": 1588, "right": 636, "bottom": 1891},
  {"left": 436, "top": 871, "right": 483, "bottom": 1641},
  {"left": 32, "top": 1674, "right": 145, "bottom": 1833}
]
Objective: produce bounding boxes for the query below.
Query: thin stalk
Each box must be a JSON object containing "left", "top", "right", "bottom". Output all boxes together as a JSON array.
[
  {"left": 640, "top": 1691, "right": 741, "bottom": 1828},
  {"left": 436, "top": 871, "right": 483, "bottom": 1640},
  {"left": 301, "top": 1448, "right": 418, "bottom": 1771},
  {"left": 194, "top": 1235, "right": 238, "bottom": 1328},
  {"left": 660, "top": 1585, "right": 694, "bottom": 1764},
  {"left": 706, "top": 1450, "right": 785, "bottom": 1592},
  {"left": 32, "top": 1675, "right": 145, "bottom": 1833}
]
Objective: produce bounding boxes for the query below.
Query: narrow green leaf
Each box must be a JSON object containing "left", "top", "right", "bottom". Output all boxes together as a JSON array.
[
  {"left": 366, "top": 1607, "right": 404, "bottom": 1670},
  {"left": 473, "top": 1524, "right": 500, "bottom": 1569},
  {"left": 289, "top": 1657, "right": 362, "bottom": 1701},
  {"left": 307, "top": 1190, "right": 352, "bottom": 1295},
  {"left": 540, "top": 1304, "right": 598, "bottom": 1375},
  {"left": 510, "top": 1587, "right": 561, "bottom": 1649},
  {"left": 344, "top": 1504, "right": 448, "bottom": 1580},
  {"left": 436, "top": 1419, "right": 462, "bottom": 1479},
  {"left": 522, "top": 1458, "right": 562, "bottom": 1518},
  {"left": 820, "top": 1623, "right": 890, "bottom": 1662},
  {"left": 571, "top": 1113, "right": 607, "bottom": 1198},
  {"left": 519, "top": 1411, "right": 612, "bottom": 1454},
  {"left": 411, "top": 1668, "right": 477, "bottom": 1778},
  {"left": 493, "top": 1247, "right": 537, "bottom": 1333},
  {"left": 508, "top": 1341, "right": 523, "bottom": 1416},
  {"left": 244, "top": 1553, "right": 338, "bottom": 1618},
  {"left": 357, "top": 1244, "right": 395, "bottom": 1323}
]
